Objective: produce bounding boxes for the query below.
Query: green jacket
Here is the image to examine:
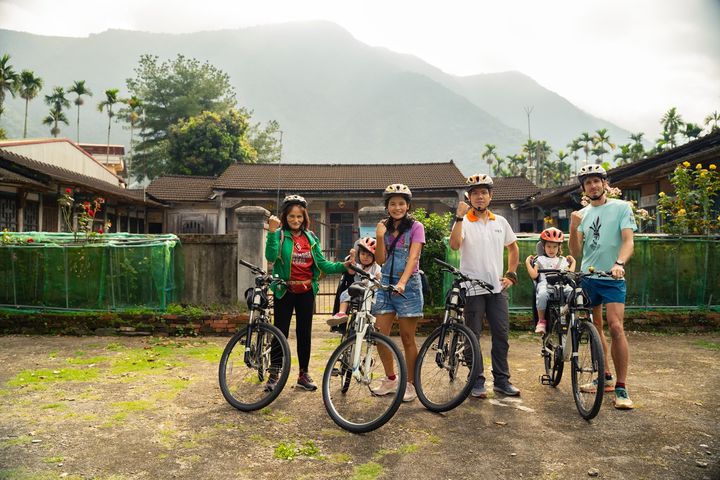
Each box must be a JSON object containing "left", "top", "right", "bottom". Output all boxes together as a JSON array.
[{"left": 265, "top": 228, "right": 347, "bottom": 298}]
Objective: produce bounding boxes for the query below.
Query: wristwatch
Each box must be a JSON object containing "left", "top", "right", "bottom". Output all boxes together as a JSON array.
[
  {"left": 455, "top": 217, "right": 464, "bottom": 222},
  {"left": 614, "top": 260, "right": 625, "bottom": 266}
]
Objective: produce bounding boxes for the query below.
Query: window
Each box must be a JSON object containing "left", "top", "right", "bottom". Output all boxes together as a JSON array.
[{"left": 0, "top": 197, "right": 17, "bottom": 231}]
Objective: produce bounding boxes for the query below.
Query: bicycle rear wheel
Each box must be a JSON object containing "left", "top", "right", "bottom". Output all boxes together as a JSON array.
[
  {"left": 322, "top": 332, "right": 406, "bottom": 433},
  {"left": 415, "top": 323, "right": 480, "bottom": 413},
  {"left": 218, "top": 322, "right": 291, "bottom": 412},
  {"left": 542, "top": 312, "right": 564, "bottom": 387},
  {"left": 571, "top": 321, "right": 605, "bottom": 420}
]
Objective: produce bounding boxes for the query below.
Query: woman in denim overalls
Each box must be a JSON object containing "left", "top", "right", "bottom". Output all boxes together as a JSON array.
[{"left": 370, "top": 184, "right": 425, "bottom": 402}]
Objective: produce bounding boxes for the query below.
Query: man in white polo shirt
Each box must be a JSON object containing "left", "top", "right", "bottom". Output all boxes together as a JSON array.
[{"left": 449, "top": 174, "right": 520, "bottom": 397}]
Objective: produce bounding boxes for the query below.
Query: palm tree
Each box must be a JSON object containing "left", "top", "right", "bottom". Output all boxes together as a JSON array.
[
  {"left": 118, "top": 95, "right": 144, "bottom": 175},
  {"left": 592, "top": 128, "right": 615, "bottom": 164},
  {"left": 481, "top": 144, "right": 498, "bottom": 174},
  {"left": 682, "top": 122, "right": 703, "bottom": 143},
  {"left": 577, "top": 132, "right": 593, "bottom": 166},
  {"left": 533, "top": 140, "right": 552, "bottom": 186},
  {"left": 42, "top": 107, "right": 69, "bottom": 137},
  {"left": 67, "top": 80, "right": 93, "bottom": 143},
  {"left": 567, "top": 138, "right": 582, "bottom": 175},
  {"left": 0, "top": 54, "right": 20, "bottom": 119},
  {"left": 704, "top": 110, "right": 720, "bottom": 133},
  {"left": 629, "top": 132, "right": 645, "bottom": 163},
  {"left": 97, "top": 88, "right": 120, "bottom": 164},
  {"left": 614, "top": 144, "right": 632, "bottom": 165},
  {"left": 660, "top": 107, "right": 684, "bottom": 148},
  {"left": 44, "top": 87, "right": 70, "bottom": 137},
  {"left": 18, "top": 70, "right": 43, "bottom": 138}
]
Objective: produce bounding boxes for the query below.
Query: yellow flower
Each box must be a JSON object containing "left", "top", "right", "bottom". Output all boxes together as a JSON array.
[
  {"left": 658, "top": 192, "right": 665, "bottom": 197},
  {"left": 696, "top": 163, "right": 702, "bottom": 170},
  {"left": 678, "top": 209, "right": 686, "bottom": 216},
  {"left": 700, "top": 171, "right": 707, "bottom": 177},
  {"left": 711, "top": 164, "right": 717, "bottom": 170},
  {"left": 683, "top": 161, "right": 691, "bottom": 168}
]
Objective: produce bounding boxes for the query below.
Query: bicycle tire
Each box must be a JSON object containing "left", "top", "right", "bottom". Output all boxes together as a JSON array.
[
  {"left": 322, "top": 331, "right": 407, "bottom": 433},
  {"left": 218, "top": 322, "right": 291, "bottom": 412},
  {"left": 571, "top": 321, "right": 605, "bottom": 420},
  {"left": 543, "top": 312, "right": 564, "bottom": 387},
  {"left": 414, "top": 323, "right": 480, "bottom": 413}
]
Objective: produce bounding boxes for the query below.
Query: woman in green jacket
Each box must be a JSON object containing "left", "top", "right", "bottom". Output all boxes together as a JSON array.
[{"left": 265, "top": 194, "right": 353, "bottom": 391}]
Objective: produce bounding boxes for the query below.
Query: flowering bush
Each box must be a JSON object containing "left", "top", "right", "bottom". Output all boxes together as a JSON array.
[
  {"left": 57, "top": 188, "right": 107, "bottom": 240},
  {"left": 657, "top": 163, "right": 720, "bottom": 235}
]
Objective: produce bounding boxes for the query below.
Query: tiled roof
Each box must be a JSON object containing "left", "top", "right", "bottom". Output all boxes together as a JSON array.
[
  {"left": 0, "top": 166, "right": 47, "bottom": 188},
  {"left": 214, "top": 162, "right": 466, "bottom": 192},
  {"left": 0, "top": 148, "right": 163, "bottom": 207},
  {"left": 146, "top": 175, "right": 217, "bottom": 202},
  {"left": 490, "top": 176, "right": 541, "bottom": 202}
]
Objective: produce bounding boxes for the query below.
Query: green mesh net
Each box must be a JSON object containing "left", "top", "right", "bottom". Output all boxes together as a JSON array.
[
  {"left": 0, "top": 233, "right": 183, "bottom": 311},
  {"left": 444, "top": 235, "right": 720, "bottom": 309}
]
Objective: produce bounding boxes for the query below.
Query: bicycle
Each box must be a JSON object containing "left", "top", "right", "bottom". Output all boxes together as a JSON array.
[
  {"left": 218, "top": 259, "right": 291, "bottom": 412},
  {"left": 536, "top": 267, "right": 610, "bottom": 420},
  {"left": 321, "top": 263, "right": 407, "bottom": 433},
  {"left": 413, "top": 258, "right": 489, "bottom": 413}
]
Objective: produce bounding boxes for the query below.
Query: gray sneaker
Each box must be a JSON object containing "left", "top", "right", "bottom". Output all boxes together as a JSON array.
[
  {"left": 471, "top": 378, "right": 487, "bottom": 398},
  {"left": 493, "top": 382, "right": 521, "bottom": 396}
]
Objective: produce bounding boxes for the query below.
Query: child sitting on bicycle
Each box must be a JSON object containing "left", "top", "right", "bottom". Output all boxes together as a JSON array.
[
  {"left": 525, "top": 227, "right": 576, "bottom": 334},
  {"left": 327, "top": 237, "right": 382, "bottom": 326}
]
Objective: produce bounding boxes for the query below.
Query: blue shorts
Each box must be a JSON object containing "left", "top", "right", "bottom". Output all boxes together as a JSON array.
[
  {"left": 582, "top": 278, "right": 627, "bottom": 307},
  {"left": 372, "top": 273, "right": 424, "bottom": 318}
]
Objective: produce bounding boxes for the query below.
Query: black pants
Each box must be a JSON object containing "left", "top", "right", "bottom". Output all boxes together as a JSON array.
[{"left": 272, "top": 290, "right": 315, "bottom": 372}]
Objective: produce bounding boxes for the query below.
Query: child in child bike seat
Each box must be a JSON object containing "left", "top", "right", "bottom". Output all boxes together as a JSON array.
[
  {"left": 525, "top": 227, "right": 576, "bottom": 335},
  {"left": 327, "top": 237, "right": 382, "bottom": 327}
]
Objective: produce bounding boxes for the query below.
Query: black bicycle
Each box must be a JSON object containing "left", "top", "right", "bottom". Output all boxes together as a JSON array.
[
  {"left": 322, "top": 263, "right": 407, "bottom": 433},
  {"left": 218, "top": 259, "right": 291, "bottom": 412},
  {"left": 413, "top": 258, "right": 489, "bottom": 413},
  {"left": 537, "top": 268, "right": 609, "bottom": 420}
]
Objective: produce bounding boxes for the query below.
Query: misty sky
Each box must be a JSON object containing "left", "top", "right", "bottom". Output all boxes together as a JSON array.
[{"left": 2, "top": 0, "right": 718, "bottom": 139}]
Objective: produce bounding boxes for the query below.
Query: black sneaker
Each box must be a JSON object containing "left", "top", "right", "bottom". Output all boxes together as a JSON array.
[
  {"left": 297, "top": 371, "right": 317, "bottom": 391},
  {"left": 265, "top": 373, "right": 279, "bottom": 392}
]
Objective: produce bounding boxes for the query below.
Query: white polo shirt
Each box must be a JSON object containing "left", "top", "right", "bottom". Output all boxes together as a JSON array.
[{"left": 459, "top": 209, "right": 517, "bottom": 296}]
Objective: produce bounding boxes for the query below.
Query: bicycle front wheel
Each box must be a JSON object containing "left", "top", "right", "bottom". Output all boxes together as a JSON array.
[
  {"left": 571, "top": 321, "right": 605, "bottom": 420},
  {"left": 415, "top": 323, "right": 480, "bottom": 413},
  {"left": 218, "top": 322, "right": 291, "bottom": 412},
  {"left": 322, "top": 332, "right": 407, "bottom": 433}
]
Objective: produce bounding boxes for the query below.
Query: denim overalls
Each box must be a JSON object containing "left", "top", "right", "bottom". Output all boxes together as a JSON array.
[{"left": 372, "top": 230, "right": 424, "bottom": 317}]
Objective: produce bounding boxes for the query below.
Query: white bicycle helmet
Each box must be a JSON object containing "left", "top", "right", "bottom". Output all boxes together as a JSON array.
[
  {"left": 465, "top": 173, "right": 493, "bottom": 191},
  {"left": 383, "top": 183, "right": 412, "bottom": 202},
  {"left": 281, "top": 194, "right": 308, "bottom": 209},
  {"left": 577, "top": 164, "right": 607, "bottom": 185}
]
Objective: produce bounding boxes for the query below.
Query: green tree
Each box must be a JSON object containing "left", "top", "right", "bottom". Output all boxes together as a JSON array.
[
  {"left": 97, "top": 88, "right": 120, "bottom": 164},
  {"left": 247, "top": 119, "right": 282, "bottom": 164},
  {"left": 117, "top": 95, "right": 144, "bottom": 176},
  {"left": 481, "top": 144, "right": 499, "bottom": 174},
  {"left": 42, "top": 107, "right": 68, "bottom": 137},
  {"left": 629, "top": 132, "right": 646, "bottom": 162},
  {"left": 567, "top": 138, "right": 582, "bottom": 175},
  {"left": 506, "top": 154, "right": 527, "bottom": 177},
  {"left": 704, "top": 110, "right": 719, "bottom": 133},
  {"left": 592, "top": 128, "right": 615, "bottom": 164},
  {"left": 0, "top": 54, "right": 20, "bottom": 119},
  {"left": 413, "top": 208, "right": 453, "bottom": 307},
  {"left": 660, "top": 107, "right": 684, "bottom": 148},
  {"left": 43, "top": 87, "right": 70, "bottom": 137},
  {"left": 67, "top": 80, "right": 93, "bottom": 143},
  {"left": 614, "top": 144, "right": 633, "bottom": 166},
  {"left": 167, "top": 109, "right": 257, "bottom": 176},
  {"left": 127, "top": 54, "right": 237, "bottom": 180},
  {"left": 577, "top": 132, "right": 593, "bottom": 166},
  {"left": 19, "top": 70, "right": 43, "bottom": 138},
  {"left": 682, "top": 122, "right": 703, "bottom": 143}
]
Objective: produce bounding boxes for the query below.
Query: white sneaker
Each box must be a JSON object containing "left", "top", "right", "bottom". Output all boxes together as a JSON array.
[
  {"left": 371, "top": 377, "right": 398, "bottom": 396},
  {"left": 403, "top": 383, "right": 417, "bottom": 402}
]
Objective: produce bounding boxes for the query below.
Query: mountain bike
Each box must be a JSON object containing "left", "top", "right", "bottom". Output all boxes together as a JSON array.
[
  {"left": 413, "top": 258, "right": 489, "bottom": 413},
  {"left": 218, "top": 259, "right": 291, "bottom": 412},
  {"left": 321, "top": 264, "right": 407, "bottom": 433},
  {"left": 537, "top": 268, "right": 610, "bottom": 420}
]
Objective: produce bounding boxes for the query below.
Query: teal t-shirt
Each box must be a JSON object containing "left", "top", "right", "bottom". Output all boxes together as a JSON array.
[{"left": 578, "top": 199, "right": 637, "bottom": 277}]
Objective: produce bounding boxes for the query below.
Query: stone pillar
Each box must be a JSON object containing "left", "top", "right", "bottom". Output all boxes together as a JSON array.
[
  {"left": 236, "top": 206, "right": 270, "bottom": 301},
  {"left": 358, "top": 206, "right": 386, "bottom": 234}
]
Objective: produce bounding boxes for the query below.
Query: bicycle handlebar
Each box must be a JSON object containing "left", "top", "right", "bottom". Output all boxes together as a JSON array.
[
  {"left": 239, "top": 259, "right": 266, "bottom": 275},
  {"left": 537, "top": 268, "right": 614, "bottom": 278},
  {"left": 239, "top": 259, "right": 287, "bottom": 286},
  {"left": 349, "top": 263, "right": 407, "bottom": 298},
  {"left": 433, "top": 258, "right": 494, "bottom": 292}
]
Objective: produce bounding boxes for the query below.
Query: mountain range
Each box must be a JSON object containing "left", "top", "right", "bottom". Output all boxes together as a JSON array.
[{"left": 0, "top": 21, "right": 633, "bottom": 175}]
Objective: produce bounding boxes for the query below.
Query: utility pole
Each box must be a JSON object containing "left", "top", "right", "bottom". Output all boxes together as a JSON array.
[{"left": 524, "top": 106, "right": 535, "bottom": 183}]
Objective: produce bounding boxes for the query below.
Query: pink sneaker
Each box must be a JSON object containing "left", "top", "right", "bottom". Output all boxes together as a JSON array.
[
  {"left": 534, "top": 319, "right": 547, "bottom": 334},
  {"left": 371, "top": 377, "right": 398, "bottom": 396},
  {"left": 326, "top": 312, "right": 348, "bottom": 326}
]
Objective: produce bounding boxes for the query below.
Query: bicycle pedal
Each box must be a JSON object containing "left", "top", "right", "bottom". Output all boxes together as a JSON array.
[{"left": 540, "top": 374, "right": 552, "bottom": 385}]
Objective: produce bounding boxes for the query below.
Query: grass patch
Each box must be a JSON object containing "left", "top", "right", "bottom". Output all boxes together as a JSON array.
[
  {"left": 329, "top": 452, "right": 352, "bottom": 463},
  {"left": 111, "top": 400, "right": 154, "bottom": 412},
  {"left": 6, "top": 368, "right": 98, "bottom": 386},
  {"left": 374, "top": 443, "right": 420, "bottom": 459},
  {"left": 260, "top": 407, "right": 292, "bottom": 424},
  {"left": 109, "top": 350, "right": 185, "bottom": 375},
  {"left": 105, "top": 342, "right": 126, "bottom": 351},
  {"left": 66, "top": 355, "right": 108, "bottom": 365},
  {"left": 0, "top": 435, "right": 32, "bottom": 448},
  {"left": 41, "top": 403, "right": 67, "bottom": 410},
  {"left": 352, "top": 462, "right": 384, "bottom": 480},
  {"left": 694, "top": 340, "right": 720, "bottom": 351},
  {"left": 273, "top": 441, "right": 321, "bottom": 460},
  {"left": 43, "top": 456, "right": 64, "bottom": 464}
]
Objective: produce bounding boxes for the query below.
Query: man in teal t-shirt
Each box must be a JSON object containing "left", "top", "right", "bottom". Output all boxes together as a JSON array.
[{"left": 569, "top": 165, "right": 636, "bottom": 410}]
